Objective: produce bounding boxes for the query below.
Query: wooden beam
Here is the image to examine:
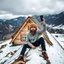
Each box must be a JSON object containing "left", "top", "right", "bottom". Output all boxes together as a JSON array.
[{"left": 42, "top": 34, "right": 53, "bottom": 46}]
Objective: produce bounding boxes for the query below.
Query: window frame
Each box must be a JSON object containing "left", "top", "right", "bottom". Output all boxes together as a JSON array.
[{"left": 21, "top": 36, "right": 26, "bottom": 41}]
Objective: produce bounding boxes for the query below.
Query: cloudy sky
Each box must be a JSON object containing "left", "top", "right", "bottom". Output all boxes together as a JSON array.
[{"left": 0, "top": 0, "right": 64, "bottom": 19}]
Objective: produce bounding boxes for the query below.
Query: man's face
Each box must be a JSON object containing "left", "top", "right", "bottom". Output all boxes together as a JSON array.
[{"left": 30, "top": 27, "right": 36, "bottom": 34}]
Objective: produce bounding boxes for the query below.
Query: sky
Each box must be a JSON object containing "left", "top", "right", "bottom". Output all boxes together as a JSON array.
[{"left": 0, "top": 0, "right": 64, "bottom": 19}]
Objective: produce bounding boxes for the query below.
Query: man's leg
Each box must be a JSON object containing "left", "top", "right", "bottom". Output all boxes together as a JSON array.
[
  {"left": 16, "top": 44, "right": 31, "bottom": 61},
  {"left": 38, "top": 37, "right": 46, "bottom": 51},
  {"left": 38, "top": 37, "right": 49, "bottom": 61},
  {"left": 20, "top": 44, "right": 31, "bottom": 56},
  {"left": 32, "top": 37, "right": 46, "bottom": 51}
]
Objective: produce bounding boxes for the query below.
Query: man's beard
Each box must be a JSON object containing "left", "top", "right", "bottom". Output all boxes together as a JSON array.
[{"left": 30, "top": 30, "right": 36, "bottom": 35}]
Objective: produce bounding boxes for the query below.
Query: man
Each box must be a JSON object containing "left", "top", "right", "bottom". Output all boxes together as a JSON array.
[{"left": 16, "top": 16, "right": 49, "bottom": 63}]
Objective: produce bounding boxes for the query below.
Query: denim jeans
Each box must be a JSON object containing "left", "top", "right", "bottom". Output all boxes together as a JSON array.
[{"left": 20, "top": 37, "right": 46, "bottom": 56}]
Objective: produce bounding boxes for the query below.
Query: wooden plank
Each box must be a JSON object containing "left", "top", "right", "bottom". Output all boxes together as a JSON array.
[
  {"left": 12, "top": 49, "right": 30, "bottom": 64},
  {"left": 42, "top": 34, "right": 53, "bottom": 46},
  {"left": 12, "top": 60, "right": 25, "bottom": 64}
]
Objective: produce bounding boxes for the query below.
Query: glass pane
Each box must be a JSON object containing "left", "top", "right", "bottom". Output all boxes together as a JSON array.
[{"left": 22, "top": 36, "right": 26, "bottom": 41}]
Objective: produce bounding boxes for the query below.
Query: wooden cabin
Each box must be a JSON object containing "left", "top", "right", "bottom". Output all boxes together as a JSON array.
[
  {"left": 11, "top": 16, "right": 53, "bottom": 46},
  {"left": 12, "top": 17, "right": 39, "bottom": 45}
]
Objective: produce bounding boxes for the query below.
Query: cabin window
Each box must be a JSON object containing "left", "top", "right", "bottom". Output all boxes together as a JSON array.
[{"left": 21, "top": 36, "right": 26, "bottom": 41}]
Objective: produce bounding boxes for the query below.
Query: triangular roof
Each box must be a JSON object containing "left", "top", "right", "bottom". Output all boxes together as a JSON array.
[
  {"left": 10, "top": 16, "right": 41, "bottom": 44},
  {"left": 10, "top": 16, "right": 53, "bottom": 46}
]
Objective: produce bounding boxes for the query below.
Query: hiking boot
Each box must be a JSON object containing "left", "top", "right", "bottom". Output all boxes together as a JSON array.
[
  {"left": 46, "top": 60, "right": 51, "bottom": 64},
  {"left": 42, "top": 51, "right": 49, "bottom": 60},
  {"left": 15, "top": 56, "right": 24, "bottom": 61}
]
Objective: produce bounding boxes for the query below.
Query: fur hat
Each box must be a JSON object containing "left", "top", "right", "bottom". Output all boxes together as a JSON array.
[{"left": 29, "top": 23, "right": 37, "bottom": 29}]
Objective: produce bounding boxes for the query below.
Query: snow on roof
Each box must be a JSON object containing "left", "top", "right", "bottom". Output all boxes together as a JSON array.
[
  {"left": 51, "top": 34, "right": 64, "bottom": 49},
  {"left": 46, "top": 31, "right": 64, "bottom": 64},
  {"left": 2, "top": 31, "right": 63, "bottom": 64}
]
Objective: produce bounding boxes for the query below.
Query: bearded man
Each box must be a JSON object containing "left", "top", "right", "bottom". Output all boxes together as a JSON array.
[{"left": 16, "top": 15, "right": 50, "bottom": 64}]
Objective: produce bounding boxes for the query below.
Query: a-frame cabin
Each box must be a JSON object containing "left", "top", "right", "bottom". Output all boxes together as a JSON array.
[{"left": 10, "top": 16, "right": 53, "bottom": 46}]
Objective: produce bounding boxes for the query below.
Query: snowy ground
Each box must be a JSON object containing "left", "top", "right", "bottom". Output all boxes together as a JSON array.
[
  {"left": 0, "top": 39, "right": 22, "bottom": 64},
  {"left": 0, "top": 32, "right": 64, "bottom": 64},
  {"left": 51, "top": 34, "right": 64, "bottom": 49}
]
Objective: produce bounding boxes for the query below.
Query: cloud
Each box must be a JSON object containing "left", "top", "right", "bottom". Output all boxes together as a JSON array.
[
  {"left": 0, "top": 14, "right": 21, "bottom": 19},
  {"left": 0, "top": 0, "right": 64, "bottom": 18}
]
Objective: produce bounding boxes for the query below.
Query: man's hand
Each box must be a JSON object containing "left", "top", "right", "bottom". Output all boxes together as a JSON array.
[
  {"left": 31, "top": 45, "right": 36, "bottom": 49},
  {"left": 42, "top": 21, "right": 46, "bottom": 24},
  {"left": 41, "top": 19, "right": 46, "bottom": 24}
]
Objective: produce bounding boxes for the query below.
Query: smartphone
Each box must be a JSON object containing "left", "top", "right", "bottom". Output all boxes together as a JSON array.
[{"left": 40, "top": 15, "right": 44, "bottom": 21}]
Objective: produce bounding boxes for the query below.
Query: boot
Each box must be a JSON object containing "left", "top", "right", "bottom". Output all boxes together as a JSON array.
[
  {"left": 15, "top": 56, "right": 24, "bottom": 62},
  {"left": 46, "top": 59, "right": 51, "bottom": 64},
  {"left": 42, "top": 51, "right": 49, "bottom": 60}
]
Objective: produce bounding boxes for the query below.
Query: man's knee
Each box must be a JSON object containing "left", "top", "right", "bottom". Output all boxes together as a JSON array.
[
  {"left": 23, "top": 44, "right": 28, "bottom": 48},
  {"left": 39, "top": 37, "right": 44, "bottom": 41},
  {"left": 23, "top": 44, "right": 31, "bottom": 49}
]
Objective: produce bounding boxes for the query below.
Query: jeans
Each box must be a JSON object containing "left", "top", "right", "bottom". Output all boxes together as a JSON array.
[{"left": 20, "top": 37, "right": 46, "bottom": 56}]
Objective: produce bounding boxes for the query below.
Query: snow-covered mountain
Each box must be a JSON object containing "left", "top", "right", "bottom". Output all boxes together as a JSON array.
[
  {"left": 47, "top": 24, "right": 64, "bottom": 34},
  {"left": 51, "top": 24, "right": 64, "bottom": 30},
  {"left": 0, "top": 11, "right": 64, "bottom": 40},
  {"left": 35, "top": 11, "right": 64, "bottom": 25},
  {"left": 0, "top": 17, "right": 26, "bottom": 40}
]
